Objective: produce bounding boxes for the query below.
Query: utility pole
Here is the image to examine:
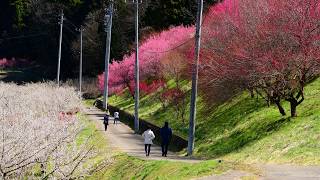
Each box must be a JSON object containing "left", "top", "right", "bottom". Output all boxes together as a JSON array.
[
  {"left": 187, "top": 0, "right": 204, "bottom": 156},
  {"left": 134, "top": 0, "right": 140, "bottom": 133},
  {"left": 57, "top": 10, "right": 64, "bottom": 87},
  {"left": 125, "top": 0, "right": 140, "bottom": 133},
  {"left": 103, "top": 1, "right": 114, "bottom": 110},
  {"left": 79, "top": 26, "right": 83, "bottom": 97}
]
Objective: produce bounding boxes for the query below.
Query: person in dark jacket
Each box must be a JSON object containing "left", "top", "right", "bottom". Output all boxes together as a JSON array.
[
  {"left": 160, "top": 122, "right": 172, "bottom": 157},
  {"left": 103, "top": 113, "right": 109, "bottom": 131}
]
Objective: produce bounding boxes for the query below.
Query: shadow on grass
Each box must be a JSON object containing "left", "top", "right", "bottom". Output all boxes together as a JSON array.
[
  {"left": 202, "top": 117, "right": 291, "bottom": 157},
  {"left": 111, "top": 97, "right": 134, "bottom": 111},
  {"left": 197, "top": 96, "right": 266, "bottom": 138},
  {"left": 195, "top": 94, "right": 292, "bottom": 158}
]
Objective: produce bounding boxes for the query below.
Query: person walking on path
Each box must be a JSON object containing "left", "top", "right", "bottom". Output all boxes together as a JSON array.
[
  {"left": 114, "top": 111, "right": 119, "bottom": 124},
  {"left": 103, "top": 113, "right": 109, "bottom": 131},
  {"left": 142, "top": 126, "right": 155, "bottom": 156},
  {"left": 160, "top": 122, "right": 172, "bottom": 157}
]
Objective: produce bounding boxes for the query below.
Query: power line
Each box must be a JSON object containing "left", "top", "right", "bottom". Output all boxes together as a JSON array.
[
  {"left": 141, "top": 10, "right": 210, "bottom": 54},
  {"left": 64, "top": 24, "right": 79, "bottom": 38},
  {"left": 65, "top": 19, "right": 79, "bottom": 30},
  {"left": 64, "top": 22, "right": 97, "bottom": 45},
  {"left": 1, "top": 29, "right": 49, "bottom": 37},
  {"left": 144, "top": 38, "right": 194, "bottom": 54},
  {"left": 0, "top": 33, "right": 48, "bottom": 41}
]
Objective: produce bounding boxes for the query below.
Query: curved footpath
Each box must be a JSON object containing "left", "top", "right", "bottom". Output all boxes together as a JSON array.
[
  {"left": 85, "top": 107, "right": 320, "bottom": 180},
  {"left": 85, "top": 107, "right": 200, "bottom": 162}
]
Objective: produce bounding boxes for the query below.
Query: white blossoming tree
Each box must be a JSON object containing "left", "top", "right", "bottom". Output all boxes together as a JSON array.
[{"left": 0, "top": 82, "right": 109, "bottom": 179}]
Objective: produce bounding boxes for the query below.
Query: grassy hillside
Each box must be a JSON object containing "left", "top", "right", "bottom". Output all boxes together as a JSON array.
[{"left": 108, "top": 78, "right": 320, "bottom": 165}]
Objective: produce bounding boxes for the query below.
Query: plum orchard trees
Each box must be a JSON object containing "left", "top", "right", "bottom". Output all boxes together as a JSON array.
[
  {"left": 160, "top": 51, "right": 189, "bottom": 123},
  {"left": 0, "top": 82, "right": 109, "bottom": 179},
  {"left": 161, "top": 88, "right": 188, "bottom": 123},
  {"left": 198, "top": 0, "right": 320, "bottom": 117},
  {"left": 97, "top": 26, "right": 193, "bottom": 123},
  {"left": 98, "top": 25, "right": 194, "bottom": 97},
  {"left": 161, "top": 51, "right": 188, "bottom": 89}
]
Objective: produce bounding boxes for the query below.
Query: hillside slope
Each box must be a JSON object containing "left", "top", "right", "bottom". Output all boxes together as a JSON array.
[{"left": 109, "top": 78, "right": 320, "bottom": 165}]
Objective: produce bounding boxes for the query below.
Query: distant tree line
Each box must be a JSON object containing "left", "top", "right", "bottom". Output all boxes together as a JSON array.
[{"left": 0, "top": 0, "right": 218, "bottom": 79}]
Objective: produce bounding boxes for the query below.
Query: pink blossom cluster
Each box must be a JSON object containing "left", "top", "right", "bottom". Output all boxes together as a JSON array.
[
  {"left": 98, "top": 25, "right": 195, "bottom": 95},
  {"left": 0, "top": 58, "right": 17, "bottom": 68}
]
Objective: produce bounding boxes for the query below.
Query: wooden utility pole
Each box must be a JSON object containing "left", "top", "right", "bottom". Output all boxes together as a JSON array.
[
  {"left": 134, "top": 0, "right": 140, "bottom": 133},
  {"left": 103, "top": 1, "right": 114, "bottom": 110},
  {"left": 57, "top": 10, "right": 64, "bottom": 87},
  {"left": 125, "top": 0, "right": 141, "bottom": 133},
  {"left": 188, "top": 0, "right": 204, "bottom": 156},
  {"left": 79, "top": 26, "right": 83, "bottom": 97}
]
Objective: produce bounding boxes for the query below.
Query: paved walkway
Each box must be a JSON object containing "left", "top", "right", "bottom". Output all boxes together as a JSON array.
[
  {"left": 85, "top": 107, "right": 200, "bottom": 162},
  {"left": 85, "top": 107, "right": 320, "bottom": 180},
  {"left": 259, "top": 164, "right": 320, "bottom": 180}
]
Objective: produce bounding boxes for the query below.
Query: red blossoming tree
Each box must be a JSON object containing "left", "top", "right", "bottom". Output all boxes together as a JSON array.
[
  {"left": 98, "top": 25, "right": 194, "bottom": 97},
  {"left": 160, "top": 88, "right": 188, "bottom": 123},
  {"left": 197, "top": 0, "right": 320, "bottom": 117}
]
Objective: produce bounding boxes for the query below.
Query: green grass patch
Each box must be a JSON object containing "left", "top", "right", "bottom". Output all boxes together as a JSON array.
[
  {"left": 77, "top": 113, "right": 109, "bottom": 150},
  {"left": 83, "top": 99, "right": 98, "bottom": 108},
  {"left": 89, "top": 154, "right": 230, "bottom": 180},
  {"left": 108, "top": 78, "right": 320, "bottom": 165}
]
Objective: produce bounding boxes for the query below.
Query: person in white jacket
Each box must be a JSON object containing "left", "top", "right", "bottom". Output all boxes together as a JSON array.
[
  {"left": 142, "top": 126, "right": 155, "bottom": 156},
  {"left": 114, "top": 111, "right": 119, "bottom": 124}
]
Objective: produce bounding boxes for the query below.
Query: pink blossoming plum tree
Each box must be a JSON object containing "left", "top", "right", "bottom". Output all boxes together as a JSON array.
[
  {"left": 197, "top": 0, "right": 320, "bottom": 117},
  {"left": 98, "top": 25, "right": 194, "bottom": 97}
]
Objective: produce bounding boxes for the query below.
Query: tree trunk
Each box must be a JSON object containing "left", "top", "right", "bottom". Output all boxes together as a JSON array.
[
  {"left": 275, "top": 100, "right": 286, "bottom": 116},
  {"left": 249, "top": 88, "right": 254, "bottom": 98},
  {"left": 290, "top": 101, "right": 298, "bottom": 117},
  {"left": 287, "top": 89, "right": 304, "bottom": 117},
  {"left": 126, "top": 83, "right": 135, "bottom": 99}
]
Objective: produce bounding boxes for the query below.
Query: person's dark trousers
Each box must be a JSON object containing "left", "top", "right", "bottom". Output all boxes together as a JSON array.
[
  {"left": 104, "top": 123, "right": 108, "bottom": 131},
  {"left": 145, "top": 144, "right": 151, "bottom": 156},
  {"left": 161, "top": 143, "right": 169, "bottom": 157},
  {"left": 114, "top": 118, "right": 119, "bottom": 124}
]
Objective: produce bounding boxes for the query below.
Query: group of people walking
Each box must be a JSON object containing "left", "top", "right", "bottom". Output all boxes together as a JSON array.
[
  {"left": 103, "top": 109, "right": 119, "bottom": 131},
  {"left": 103, "top": 110, "right": 173, "bottom": 157},
  {"left": 143, "top": 122, "right": 172, "bottom": 157}
]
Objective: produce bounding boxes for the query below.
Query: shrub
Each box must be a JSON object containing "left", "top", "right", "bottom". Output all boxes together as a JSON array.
[{"left": 64, "top": 78, "right": 101, "bottom": 99}]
